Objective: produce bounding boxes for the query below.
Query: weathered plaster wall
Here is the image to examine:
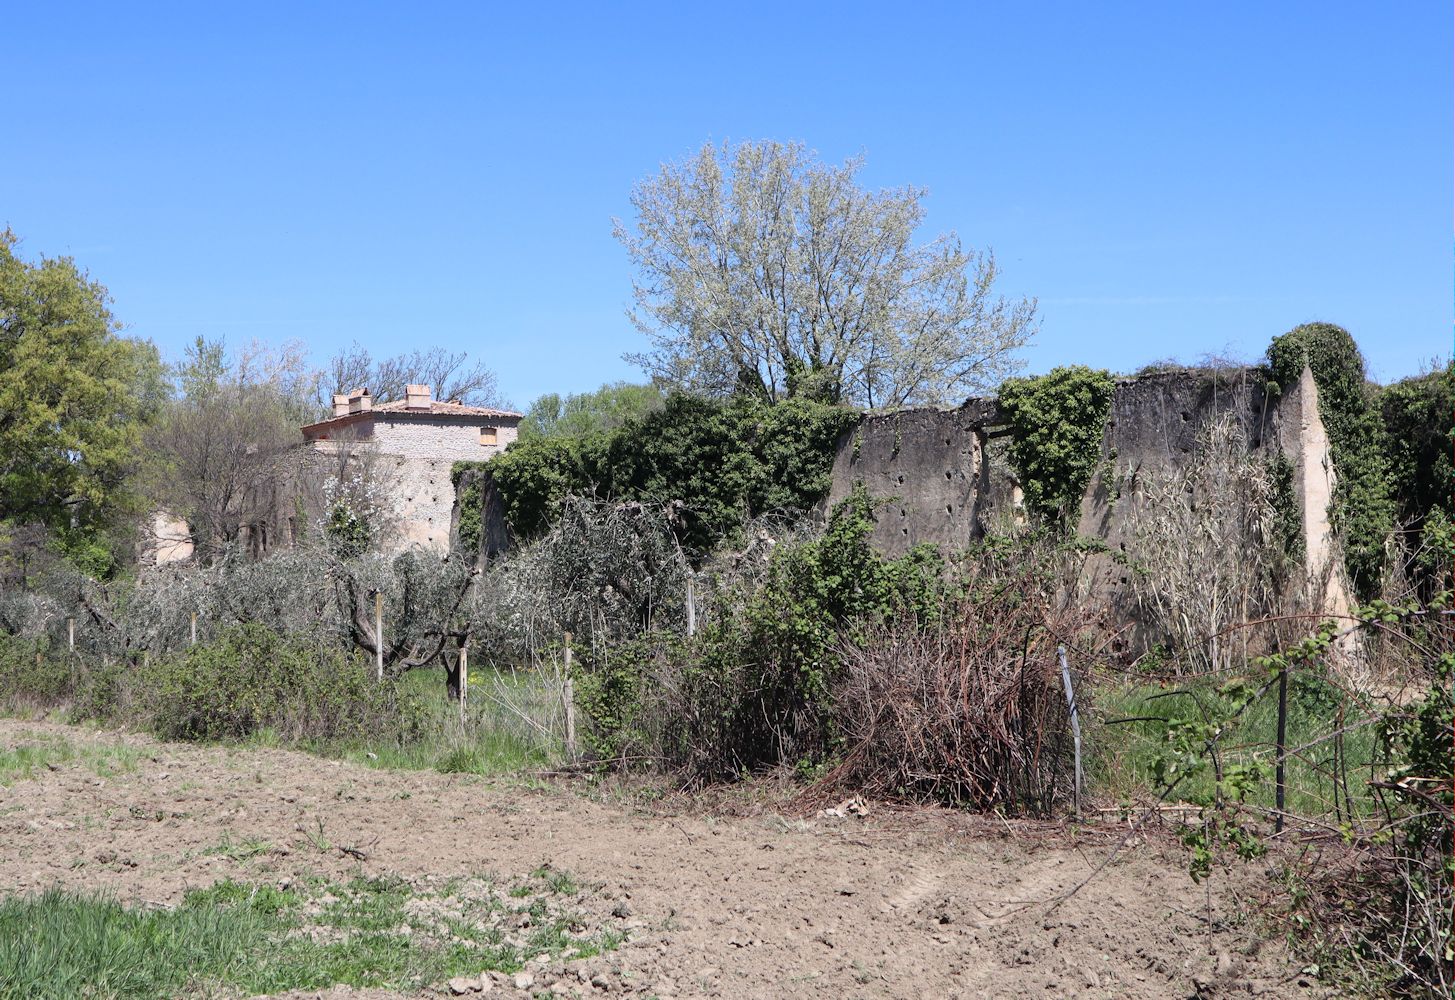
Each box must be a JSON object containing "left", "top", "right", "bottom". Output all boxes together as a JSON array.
[
  {"left": 825, "top": 399, "right": 999, "bottom": 553},
  {"left": 370, "top": 415, "right": 518, "bottom": 464}
]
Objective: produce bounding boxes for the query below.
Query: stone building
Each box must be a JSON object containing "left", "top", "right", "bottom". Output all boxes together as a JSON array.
[{"left": 301, "top": 384, "right": 521, "bottom": 552}]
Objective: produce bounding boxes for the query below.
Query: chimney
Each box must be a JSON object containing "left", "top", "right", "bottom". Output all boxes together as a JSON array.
[
  {"left": 332, "top": 394, "right": 349, "bottom": 417},
  {"left": 348, "top": 387, "right": 373, "bottom": 414},
  {"left": 405, "top": 384, "right": 432, "bottom": 410}
]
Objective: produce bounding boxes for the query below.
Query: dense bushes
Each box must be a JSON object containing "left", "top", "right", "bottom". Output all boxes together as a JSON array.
[
  {"left": 575, "top": 492, "right": 1099, "bottom": 816},
  {"left": 1379, "top": 360, "right": 1453, "bottom": 526},
  {"left": 0, "top": 623, "right": 424, "bottom": 748},
  {"left": 473, "top": 393, "right": 858, "bottom": 554},
  {"left": 1376, "top": 645, "right": 1454, "bottom": 993},
  {"left": 578, "top": 487, "right": 946, "bottom": 779},
  {"left": 832, "top": 583, "right": 1086, "bottom": 813},
  {"left": 1379, "top": 361, "right": 1454, "bottom": 595},
  {"left": 0, "top": 634, "right": 69, "bottom": 709}
]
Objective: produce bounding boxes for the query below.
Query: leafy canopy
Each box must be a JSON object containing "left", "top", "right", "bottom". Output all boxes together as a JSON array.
[
  {"left": 471, "top": 392, "right": 858, "bottom": 555},
  {"left": 0, "top": 230, "right": 166, "bottom": 571},
  {"left": 519, "top": 381, "right": 663, "bottom": 442},
  {"left": 615, "top": 140, "right": 1036, "bottom": 409}
]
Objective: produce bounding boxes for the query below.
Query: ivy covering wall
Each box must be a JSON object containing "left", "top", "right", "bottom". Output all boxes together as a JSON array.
[
  {"left": 1266, "top": 323, "right": 1396, "bottom": 599},
  {"left": 996, "top": 366, "right": 1117, "bottom": 527}
]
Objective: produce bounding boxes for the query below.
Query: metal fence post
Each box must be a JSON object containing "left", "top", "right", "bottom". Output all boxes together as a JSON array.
[
  {"left": 1057, "top": 644, "right": 1083, "bottom": 820},
  {"left": 1275, "top": 668, "right": 1288, "bottom": 833}
]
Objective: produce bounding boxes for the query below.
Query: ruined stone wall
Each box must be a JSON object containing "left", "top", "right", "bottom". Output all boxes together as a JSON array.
[
  {"left": 826, "top": 367, "right": 1350, "bottom": 644},
  {"left": 824, "top": 399, "right": 1000, "bottom": 554}
]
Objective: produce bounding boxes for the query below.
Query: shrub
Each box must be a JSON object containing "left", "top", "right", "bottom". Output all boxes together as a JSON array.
[
  {"left": 826, "top": 529, "right": 1101, "bottom": 814},
  {"left": 132, "top": 624, "right": 422, "bottom": 745},
  {"left": 481, "top": 435, "right": 602, "bottom": 541},
  {"left": 0, "top": 634, "right": 69, "bottom": 709},
  {"left": 1379, "top": 360, "right": 1454, "bottom": 596},
  {"left": 574, "top": 634, "right": 678, "bottom": 765},
  {"left": 833, "top": 611, "right": 1077, "bottom": 815},
  {"left": 481, "top": 392, "right": 857, "bottom": 552},
  {"left": 1371, "top": 647, "right": 1454, "bottom": 994}
]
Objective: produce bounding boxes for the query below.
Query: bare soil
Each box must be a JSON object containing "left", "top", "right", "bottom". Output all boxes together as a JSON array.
[{"left": 0, "top": 720, "right": 1329, "bottom": 999}]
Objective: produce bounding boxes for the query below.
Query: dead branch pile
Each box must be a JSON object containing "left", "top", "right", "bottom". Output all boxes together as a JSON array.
[{"left": 831, "top": 590, "right": 1094, "bottom": 816}]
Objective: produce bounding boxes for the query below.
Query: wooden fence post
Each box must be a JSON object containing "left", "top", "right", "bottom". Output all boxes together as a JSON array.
[
  {"left": 458, "top": 642, "right": 468, "bottom": 727},
  {"left": 686, "top": 575, "right": 696, "bottom": 637},
  {"left": 374, "top": 591, "right": 384, "bottom": 682},
  {"left": 562, "top": 631, "right": 576, "bottom": 760},
  {"left": 1057, "top": 645, "right": 1083, "bottom": 821},
  {"left": 190, "top": 612, "right": 198, "bottom": 647},
  {"left": 67, "top": 617, "right": 75, "bottom": 653}
]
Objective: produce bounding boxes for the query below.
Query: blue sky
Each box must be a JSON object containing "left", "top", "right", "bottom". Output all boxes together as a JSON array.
[{"left": 4, "top": 2, "right": 1449, "bottom": 407}]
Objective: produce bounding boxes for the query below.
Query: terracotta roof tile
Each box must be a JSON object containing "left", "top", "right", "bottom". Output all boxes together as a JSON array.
[
  {"left": 371, "top": 399, "right": 522, "bottom": 418},
  {"left": 300, "top": 400, "right": 522, "bottom": 435}
]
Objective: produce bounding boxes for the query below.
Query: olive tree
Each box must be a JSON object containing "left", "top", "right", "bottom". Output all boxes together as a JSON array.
[{"left": 615, "top": 140, "right": 1036, "bottom": 408}]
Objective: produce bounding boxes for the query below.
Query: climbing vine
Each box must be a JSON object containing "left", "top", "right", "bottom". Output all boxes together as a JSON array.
[
  {"left": 996, "top": 366, "right": 1116, "bottom": 527},
  {"left": 450, "top": 467, "right": 486, "bottom": 554}
]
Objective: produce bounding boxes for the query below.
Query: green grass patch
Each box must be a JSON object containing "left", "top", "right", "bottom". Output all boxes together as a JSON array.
[
  {"left": 0, "top": 869, "right": 620, "bottom": 999},
  {"left": 324, "top": 667, "right": 557, "bottom": 778},
  {"left": 0, "top": 734, "right": 139, "bottom": 786},
  {"left": 1092, "top": 674, "right": 1384, "bottom": 820},
  {"left": 0, "top": 886, "right": 272, "bottom": 999},
  {"left": 201, "top": 833, "right": 275, "bottom": 863}
]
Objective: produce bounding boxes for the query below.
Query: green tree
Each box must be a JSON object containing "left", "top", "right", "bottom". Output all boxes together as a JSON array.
[
  {"left": 616, "top": 140, "right": 1036, "bottom": 408},
  {"left": 478, "top": 392, "right": 857, "bottom": 553},
  {"left": 0, "top": 231, "right": 166, "bottom": 573},
  {"left": 1379, "top": 358, "right": 1453, "bottom": 528},
  {"left": 518, "top": 381, "right": 663, "bottom": 441}
]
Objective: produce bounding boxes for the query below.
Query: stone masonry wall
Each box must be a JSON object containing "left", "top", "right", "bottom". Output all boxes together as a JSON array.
[{"left": 363, "top": 416, "right": 518, "bottom": 552}]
